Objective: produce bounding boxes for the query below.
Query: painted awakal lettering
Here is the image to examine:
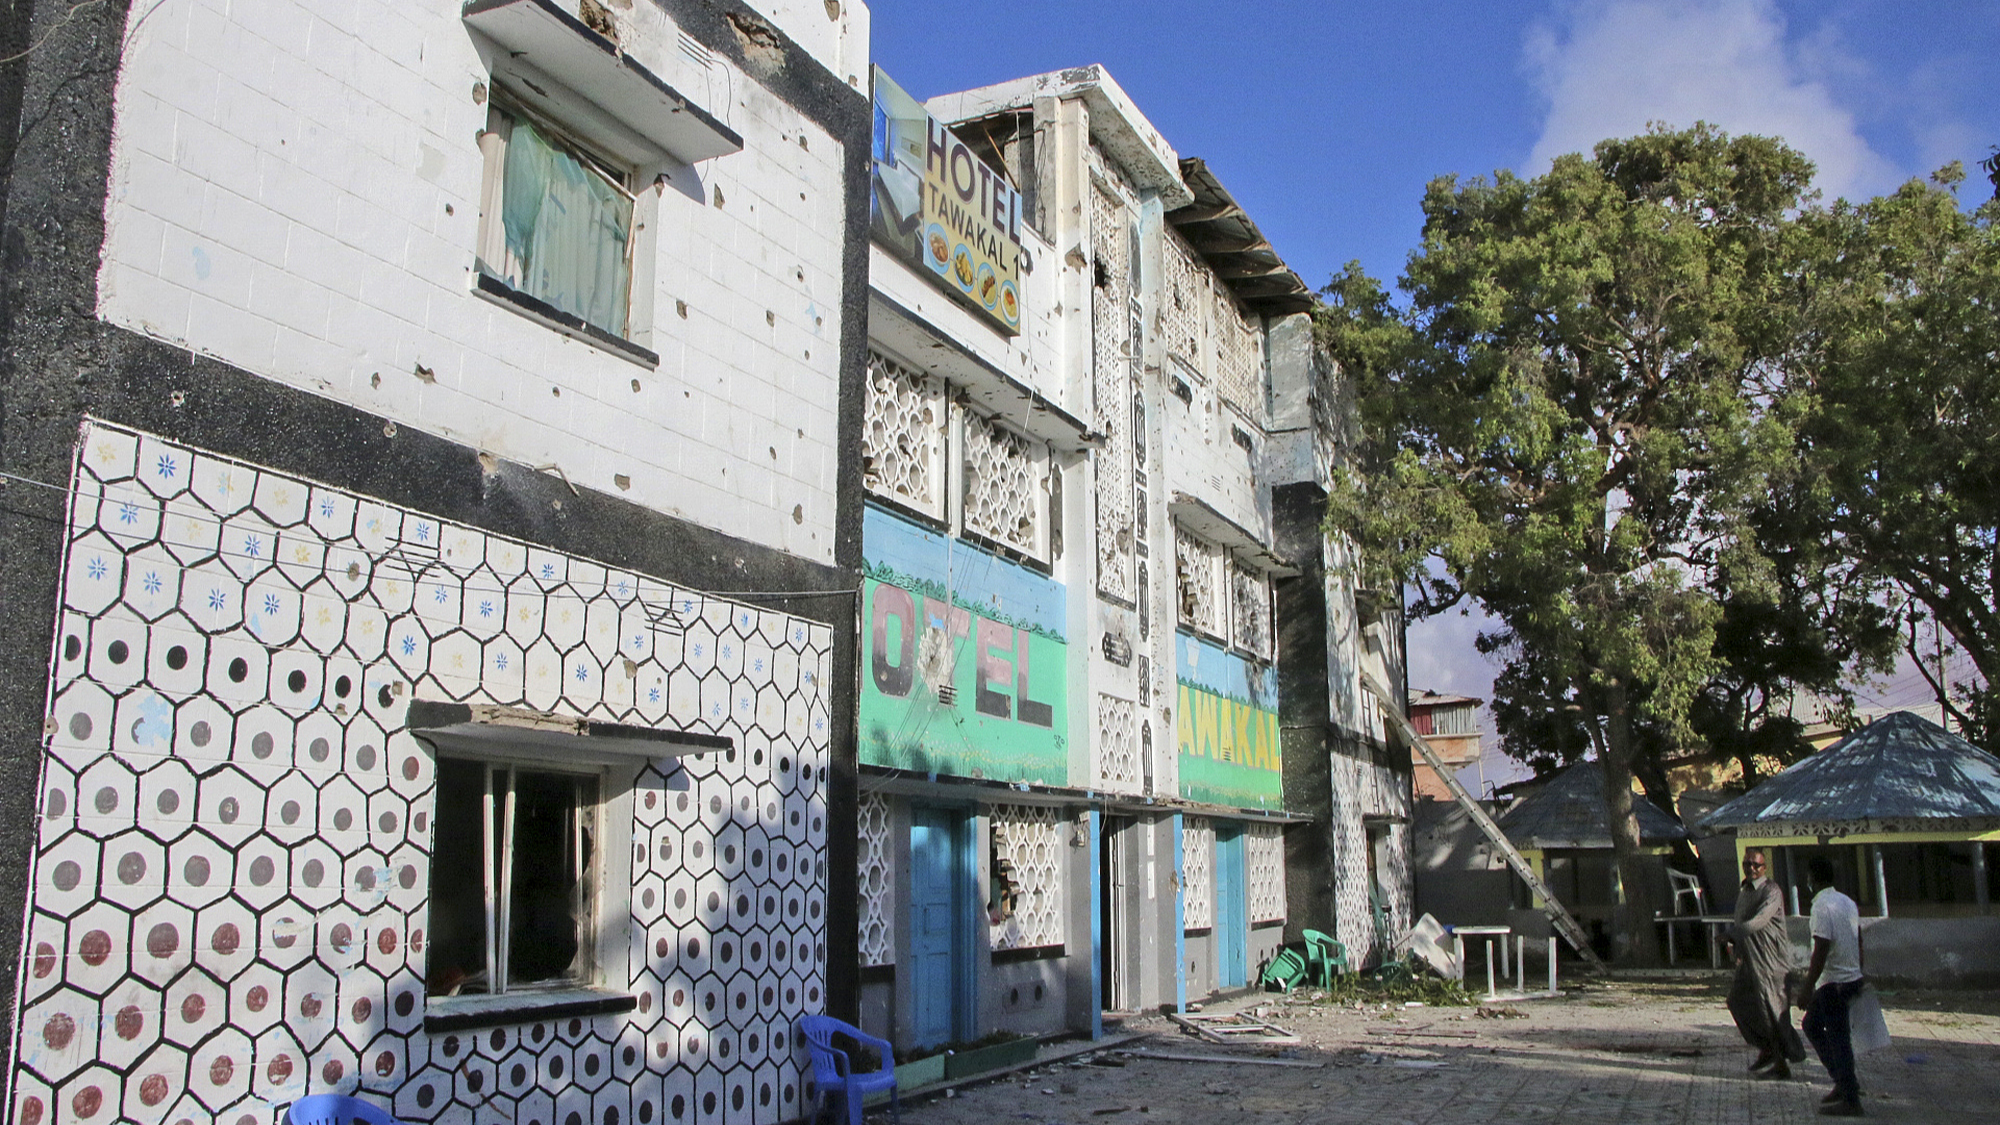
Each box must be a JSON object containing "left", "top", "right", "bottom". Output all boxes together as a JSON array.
[
  {"left": 1176, "top": 635, "right": 1282, "bottom": 807},
  {"left": 870, "top": 66, "right": 1023, "bottom": 335}
]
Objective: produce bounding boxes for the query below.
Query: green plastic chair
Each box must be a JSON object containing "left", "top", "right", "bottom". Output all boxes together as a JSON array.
[
  {"left": 1261, "top": 947, "right": 1310, "bottom": 992},
  {"left": 1259, "top": 946, "right": 1309, "bottom": 992},
  {"left": 1302, "top": 929, "right": 1350, "bottom": 985}
]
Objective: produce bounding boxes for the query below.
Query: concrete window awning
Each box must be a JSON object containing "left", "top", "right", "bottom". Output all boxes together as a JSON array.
[
  {"left": 407, "top": 700, "right": 730, "bottom": 763},
  {"left": 869, "top": 290, "right": 1098, "bottom": 454},
  {"left": 464, "top": 0, "right": 743, "bottom": 165},
  {"left": 1167, "top": 493, "right": 1298, "bottom": 577}
]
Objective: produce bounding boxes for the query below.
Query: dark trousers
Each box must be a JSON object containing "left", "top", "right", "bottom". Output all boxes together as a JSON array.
[{"left": 1804, "top": 979, "right": 1865, "bottom": 1103}]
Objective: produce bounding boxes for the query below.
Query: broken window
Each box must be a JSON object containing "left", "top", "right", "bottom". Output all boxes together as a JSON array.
[{"left": 426, "top": 757, "right": 603, "bottom": 996}]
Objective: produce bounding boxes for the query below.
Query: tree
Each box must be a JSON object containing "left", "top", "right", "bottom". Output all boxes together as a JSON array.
[
  {"left": 1322, "top": 124, "right": 1817, "bottom": 962},
  {"left": 1789, "top": 164, "right": 2000, "bottom": 744}
]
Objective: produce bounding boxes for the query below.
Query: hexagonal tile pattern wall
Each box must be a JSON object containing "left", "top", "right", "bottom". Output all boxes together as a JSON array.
[{"left": 15, "top": 420, "right": 833, "bottom": 1125}]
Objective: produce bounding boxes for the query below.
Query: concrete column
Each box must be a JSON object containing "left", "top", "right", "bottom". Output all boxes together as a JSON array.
[
  {"left": 1780, "top": 847, "right": 1801, "bottom": 916},
  {"left": 1871, "top": 844, "right": 1890, "bottom": 917},
  {"left": 1973, "top": 841, "right": 1989, "bottom": 910}
]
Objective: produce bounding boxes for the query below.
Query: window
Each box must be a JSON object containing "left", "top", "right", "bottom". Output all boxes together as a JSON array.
[
  {"left": 476, "top": 96, "right": 650, "bottom": 353},
  {"left": 427, "top": 757, "right": 604, "bottom": 996},
  {"left": 862, "top": 346, "right": 1058, "bottom": 567},
  {"left": 462, "top": 0, "right": 746, "bottom": 366}
]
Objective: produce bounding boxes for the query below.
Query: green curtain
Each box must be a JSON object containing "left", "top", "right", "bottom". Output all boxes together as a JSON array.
[{"left": 500, "top": 116, "right": 632, "bottom": 337}]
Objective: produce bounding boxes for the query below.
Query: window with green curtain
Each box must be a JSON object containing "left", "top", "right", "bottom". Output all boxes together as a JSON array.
[{"left": 496, "top": 112, "right": 633, "bottom": 337}]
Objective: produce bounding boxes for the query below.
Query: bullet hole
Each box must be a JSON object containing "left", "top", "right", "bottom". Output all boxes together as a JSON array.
[
  {"left": 768, "top": 447, "right": 777, "bottom": 459},
  {"left": 803, "top": 349, "right": 810, "bottom": 360},
  {"left": 383, "top": 422, "right": 397, "bottom": 438},
  {"left": 797, "top": 135, "right": 808, "bottom": 151},
  {"left": 473, "top": 81, "right": 487, "bottom": 104},
  {"left": 676, "top": 300, "right": 688, "bottom": 318},
  {"left": 631, "top": 379, "right": 642, "bottom": 392},
  {"left": 552, "top": 499, "right": 564, "bottom": 511},
  {"left": 814, "top": 315, "right": 823, "bottom": 327},
  {"left": 370, "top": 372, "right": 382, "bottom": 388},
  {"left": 713, "top": 186, "right": 725, "bottom": 208},
  {"left": 792, "top": 505, "right": 803, "bottom": 524},
  {"left": 795, "top": 267, "right": 804, "bottom": 281},
  {"left": 444, "top": 203, "right": 454, "bottom": 215},
  {"left": 765, "top": 310, "right": 775, "bottom": 326},
  {"left": 614, "top": 474, "right": 631, "bottom": 491},
  {"left": 551, "top": 386, "right": 560, "bottom": 397},
  {"left": 413, "top": 363, "right": 435, "bottom": 384},
  {"left": 169, "top": 390, "right": 186, "bottom": 407}
]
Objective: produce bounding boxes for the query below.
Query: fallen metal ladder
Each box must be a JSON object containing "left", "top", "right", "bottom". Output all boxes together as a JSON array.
[{"left": 1361, "top": 673, "right": 1606, "bottom": 971}]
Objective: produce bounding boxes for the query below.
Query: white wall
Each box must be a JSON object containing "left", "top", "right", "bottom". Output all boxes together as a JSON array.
[{"left": 97, "top": 0, "right": 850, "bottom": 565}]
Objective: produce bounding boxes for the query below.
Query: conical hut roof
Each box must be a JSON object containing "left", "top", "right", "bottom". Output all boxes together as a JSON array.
[
  {"left": 1699, "top": 710, "right": 2000, "bottom": 831},
  {"left": 1496, "top": 760, "right": 1687, "bottom": 849}
]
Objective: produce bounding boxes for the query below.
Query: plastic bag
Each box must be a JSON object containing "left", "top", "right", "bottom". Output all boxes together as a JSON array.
[{"left": 1850, "top": 984, "right": 1890, "bottom": 1053}]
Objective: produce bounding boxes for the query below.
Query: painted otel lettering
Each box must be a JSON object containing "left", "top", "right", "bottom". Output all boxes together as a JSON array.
[{"left": 869, "top": 583, "right": 1054, "bottom": 728}]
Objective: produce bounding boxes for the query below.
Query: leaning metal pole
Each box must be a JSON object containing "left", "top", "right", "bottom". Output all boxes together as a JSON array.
[{"left": 1361, "top": 673, "right": 1607, "bottom": 972}]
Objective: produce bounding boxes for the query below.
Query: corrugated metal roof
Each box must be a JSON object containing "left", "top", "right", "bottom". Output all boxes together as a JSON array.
[
  {"left": 1165, "top": 158, "right": 1316, "bottom": 317},
  {"left": 1495, "top": 760, "right": 1687, "bottom": 849},
  {"left": 1699, "top": 710, "right": 2000, "bottom": 830}
]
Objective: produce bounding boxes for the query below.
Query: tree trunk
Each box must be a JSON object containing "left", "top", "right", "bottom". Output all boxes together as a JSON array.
[{"left": 1600, "top": 679, "right": 1664, "bottom": 965}]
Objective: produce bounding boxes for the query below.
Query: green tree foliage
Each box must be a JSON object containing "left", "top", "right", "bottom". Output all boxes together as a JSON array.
[
  {"left": 1789, "top": 164, "right": 2000, "bottom": 743},
  {"left": 1322, "top": 124, "right": 1819, "bottom": 961}
]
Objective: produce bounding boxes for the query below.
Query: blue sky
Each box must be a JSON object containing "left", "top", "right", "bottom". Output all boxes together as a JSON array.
[
  {"left": 868, "top": 0, "right": 2000, "bottom": 769},
  {"left": 871, "top": 0, "right": 2000, "bottom": 294}
]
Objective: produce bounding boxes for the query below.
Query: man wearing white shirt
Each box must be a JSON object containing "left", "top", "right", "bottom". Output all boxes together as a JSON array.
[{"left": 1800, "top": 856, "right": 1865, "bottom": 1116}]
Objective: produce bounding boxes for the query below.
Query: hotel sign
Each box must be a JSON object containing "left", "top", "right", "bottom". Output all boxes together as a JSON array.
[{"left": 870, "top": 66, "right": 1023, "bottom": 335}]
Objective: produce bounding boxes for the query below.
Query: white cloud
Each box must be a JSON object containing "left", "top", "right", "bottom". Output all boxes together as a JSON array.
[{"left": 1524, "top": 0, "right": 1898, "bottom": 202}]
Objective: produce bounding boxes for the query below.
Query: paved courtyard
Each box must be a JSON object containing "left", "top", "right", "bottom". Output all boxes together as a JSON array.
[{"left": 884, "top": 975, "right": 2000, "bottom": 1125}]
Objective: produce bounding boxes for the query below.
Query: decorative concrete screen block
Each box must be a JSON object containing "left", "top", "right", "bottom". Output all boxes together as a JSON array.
[
  {"left": 1231, "top": 563, "right": 1271, "bottom": 658},
  {"left": 1175, "top": 526, "right": 1221, "bottom": 637},
  {"left": 962, "top": 414, "right": 1048, "bottom": 561},
  {"left": 1182, "top": 816, "right": 1214, "bottom": 931},
  {"left": 989, "top": 804, "right": 1064, "bottom": 950},
  {"left": 857, "top": 791, "right": 894, "bottom": 967},
  {"left": 1090, "top": 183, "right": 1135, "bottom": 603},
  {"left": 1096, "top": 694, "right": 1138, "bottom": 788},
  {"left": 21, "top": 420, "right": 833, "bottom": 1125},
  {"left": 863, "top": 351, "right": 948, "bottom": 520},
  {"left": 1162, "top": 230, "right": 1205, "bottom": 369},
  {"left": 1246, "top": 822, "right": 1287, "bottom": 923},
  {"left": 1215, "top": 290, "right": 1262, "bottom": 415}
]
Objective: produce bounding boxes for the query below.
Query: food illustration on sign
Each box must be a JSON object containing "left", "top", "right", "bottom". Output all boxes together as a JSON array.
[{"left": 869, "top": 68, "right": 1023, "bottom": 335}]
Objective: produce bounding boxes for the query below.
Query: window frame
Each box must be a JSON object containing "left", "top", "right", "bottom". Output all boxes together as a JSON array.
[
  {"left": 472, "top": 85, "right": 663, "bottom": 368},
  {"left": 417, "top": 733, "right": 642, "bottom": 1031}
]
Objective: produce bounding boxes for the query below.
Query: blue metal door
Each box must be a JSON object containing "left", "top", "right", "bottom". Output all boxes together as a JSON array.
[
  {"left": 1215, "top": 825, "right": 1247, "bottom": 988},
  {"left": 909, "top": 807, "right": 968, "bottom": 1046}
]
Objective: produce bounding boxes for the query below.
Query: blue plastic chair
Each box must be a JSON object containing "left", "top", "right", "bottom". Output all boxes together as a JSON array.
[
  {"left": 800, "top": 1014, "right": 898, "bottom": 1125},
  {"left": 282, "top": 1095, "right": 402, "bottom": 1125}
]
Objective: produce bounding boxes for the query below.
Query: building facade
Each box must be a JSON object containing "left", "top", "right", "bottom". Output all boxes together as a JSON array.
[
  {"left": 847, "top": 65, "right": 1410, "bottom": 1053},
  {"left": 0, "top": 2, "right": 870, "bottom": 1123}
]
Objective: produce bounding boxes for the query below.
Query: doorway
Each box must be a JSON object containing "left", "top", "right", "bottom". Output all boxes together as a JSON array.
[
  {"left": 1099, "top": 814, "right": 1131, "bottom": 1010},
  {"left": 1214, "top": 824, "right": 1247, "bottom": 988},
  {"left": 909, "top": 806, "right": 973, "bottom": 1047}
]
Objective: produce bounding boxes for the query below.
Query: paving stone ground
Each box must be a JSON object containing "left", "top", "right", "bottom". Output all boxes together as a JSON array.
[{"left": 881, "top": 975, "right": 2000, "bottom": 1125}]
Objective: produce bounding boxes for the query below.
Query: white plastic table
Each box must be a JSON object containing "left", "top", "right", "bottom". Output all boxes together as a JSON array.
[{"left": 1451, "top": 925, "right": 1512, "bottom": 997}]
